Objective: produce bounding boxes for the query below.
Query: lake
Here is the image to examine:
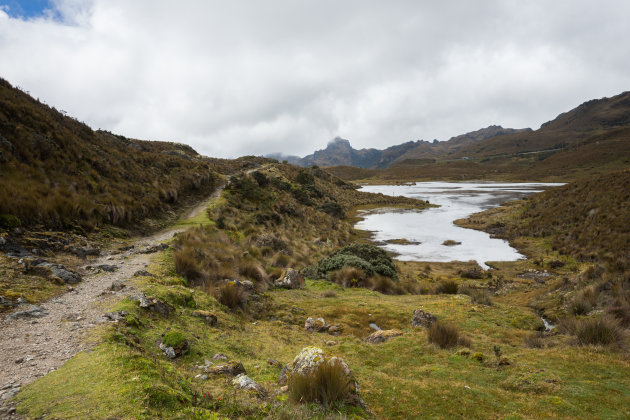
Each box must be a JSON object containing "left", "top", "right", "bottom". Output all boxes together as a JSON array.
[{"left": 356, "top": 182, "right": 563, "bottom": 269}]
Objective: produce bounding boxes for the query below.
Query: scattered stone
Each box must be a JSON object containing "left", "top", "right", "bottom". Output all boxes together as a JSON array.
[
  {"left": 274, "top": 268, "right": 305, "bottom": 289},
  {"left": 286, "top": 347, "right": 365, "bottom": 407},
  {"left": 365, "top": 329, "right": 403, "bottom": 344},
  {"left": 192, "top": 310, "right": 217, "bottom": 325},
  {"left": 212, "top": 353, "right": 228, "bottom": 360},
  {"left": 62, "top": 313, "right": 83, "bottom": 322},
  {"left": 138, "top": 243, "right": 169, "bottom": 254},
  {"left": 232, "top": 374, "right": 267, "bottom": 397},
  {"left": 110, "top": 280, "right": 126, "bottom": 291},
  {"left": 103, "top": 311, "right": 128, "bottom": 322},
  {"left": 267, "top": 359, "right": 282, "bottom": 367},
  {"left": 97, "top": 264, "right": 119, "bottom": 272},
  {"left": 328, "top": 325, "right": 342, "bottom": 336},
  {"left": 195, "top": 374, "right": 208, "bottom": 380},
  {"left": 133, "top": 270, "right": 156, "bottom": 277},
  {"left": 118, "top": 245, "right": 135, "bottom": 252},
  {"left": 277, "top": 364, "right": 290, "bottom": 385},
  {"left": 305, "top": 317, "right": 330, "bottom": 332},
  {"left": 6, "top": 304, "right": 48, "bottom": 320},
  {"left": 411, "top": 308, "right": 437, "bottom": 328},
  {"left": 130, "top": 293, "right": 172, "bottom": 316},
  {"left": 207, "top": 361, "right": 246, "bottom": 376}
]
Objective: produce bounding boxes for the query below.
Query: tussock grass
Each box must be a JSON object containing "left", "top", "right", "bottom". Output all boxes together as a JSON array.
[
  {"left": 436, "top": 280, "right": 458, "bottom": 294},
  {"left": 288, "top": 360, "right": 353, "bottom": 407},
  {"left": 428, "top": 321, "right": 460, "bottom": 349}
]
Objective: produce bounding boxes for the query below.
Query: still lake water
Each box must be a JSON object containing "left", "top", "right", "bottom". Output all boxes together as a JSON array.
[{"left": 356, "top": 182, "right": 562, "bottom": 269}]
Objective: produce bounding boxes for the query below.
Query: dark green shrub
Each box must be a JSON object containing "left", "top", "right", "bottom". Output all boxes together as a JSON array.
[
  {"left": 318, "top": 254, "right": 374, "bottom": 277},
  {"left": 0, "top": 214, "right": 21, "bottom": 228},
  {"left": 288, "top": 360, "right": 353, "bottom": 407},
  {"left": 251, "top": 171, "right": 269, "bottom": 187},
  {"left": 321, "top": 243, "right": 397, "bottom": 280},
  {"left": 428, "top": 321, "right": 460, "bottom": 348},
  {"left": 318, "top": 201, "right": 345, "bottom": 219},
  {"left": 296, "top": 170, "right": 315, "bottom": 186},
  {"left": 436, "top": 280, "right": 458, "bottom": 294}
]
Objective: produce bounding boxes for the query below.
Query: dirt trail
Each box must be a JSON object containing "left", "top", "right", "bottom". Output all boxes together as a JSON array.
[{"left": 0, "top": 186, "right": 223, "bottom": 417}]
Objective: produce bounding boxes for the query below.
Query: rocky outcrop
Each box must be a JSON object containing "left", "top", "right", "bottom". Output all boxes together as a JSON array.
[
  {"left": 192, "top": 310, "right": 217, "bottom": 325},
  {"left": 232, "top": 374, "right": 267, "bottom": 397},
  {"left": 364, "top": 329, "right": 403, "bottom": 344},
  {"left": 274, "top": 268, "right": 304, "bottom": 289},
  {"left": 411, "top": 308, "right": 437, "bottom": 328},
  {"left": 130, "top": 293, "right": 173, "bottom": 316},
  {"left": 305, "top": 317, "right": 330, "bottom": 332},
  {"left": 24, "top": 259, "right": 82, "bottom": 284}
]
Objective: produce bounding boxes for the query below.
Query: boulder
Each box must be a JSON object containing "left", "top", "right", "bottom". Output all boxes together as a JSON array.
[
  {"left": 364, "top": 329, "right": 403, "bottom": 344},
  {"left": 28, "top": 261, "right": 82, "bottom": 284},
  {"left": 286, "top": 347, "right": 364, "bottom": 407},
  {"left": 97, "top": 264, "right": 119, "bottom": 272},
  {"left": 131, "top": 293, "right": 172, "bottom": 316},
  {"left": 328, "top": 325, "right": 342, "bottom": 336},
  {"left": 232, "top": 374, "right": 267, "bottom": 397},
  {"left": 305, "top": 317, "right": 330, "bottom": 332},
  {"left": 411, "top": 308, "right": 437, "bottom": 328},
  {"left": 6, "top": 305, "right": 48, "bottom": 320},
  {"left": 110, "top": 280, "right": 126, "bottom": 291},
  {"left": 207, "top": 361, "right": 246, "bottom": 376},
  {"left": 274, "top": 268, "right": 305, "bottom": 289},
  {"left": 192, "top": 310, "right": 217, "bottom": 325}
]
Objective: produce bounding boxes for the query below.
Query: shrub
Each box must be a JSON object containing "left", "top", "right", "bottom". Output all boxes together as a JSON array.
[
  {"left": 428, "top": 321, "right": 460, "bottom": 349},
  {"left": 524, "top": 332, "right": 546, "bottom": 349},
  {"left": 436, "top": 280, "right": 458, "bottom": 294},
  {"left": 288, "top": 359, "right": 352, "bottom": 407},
  {"left": 296, "top": 170, "right": 315, "bottom": 186},
  {"left": 318, "top": 202, "right": 346, "bottom": 219},
  {"left": 570, "top": 297, "right": 592, "bottom": 315},
  {"left": 214, "top": 283, "right": 246, "bottom": 310},
  {"left": 238, "top": 261, "right": 266, "bottom": 283},
  {"left": 0, "top": 214, "right": 21, "bottom": 228},
  {"left": 174, "top": 248, "right": 203, "bottom": 282},
  {"left": 459, "top": 267, "right": 485, "bottom": 279},
  {"left": 575, "top": 317, "right": 623, "bottom": 346},
  {"left": 318, "top": 243, "right": 398, "bottom": 280}
]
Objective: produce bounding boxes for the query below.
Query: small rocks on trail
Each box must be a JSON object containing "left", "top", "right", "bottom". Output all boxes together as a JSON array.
[
  {"left": 364, "top": 329, "right": 403, "bottom": 344},
  {"left": 133, "top": 270, "right": 155, "bottom": 277},
  {"left": 110, "top": 280, "right": 126, "bottom": 291},
  {"left": 96, "top": 264, "right": 119, "bottom": 272},
  {"left": 411, "top": 308, "right": 437, "bottom": 328},
  {"left": 232, "top": 374, "right": 267, "bottom": 397},
  {"left": 137, "top": 243, "right": 169, "bottom": 254},
  {"left": 6, "top": 305, "right": 48, "bottom": 321},
  {"left": 274, "top": 268, "right": 304, "bottom": 289}
]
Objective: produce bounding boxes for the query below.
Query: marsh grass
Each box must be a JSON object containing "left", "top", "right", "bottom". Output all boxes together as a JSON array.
[{"left": 288, "top": 360, "right": 353, "bottom": 407}]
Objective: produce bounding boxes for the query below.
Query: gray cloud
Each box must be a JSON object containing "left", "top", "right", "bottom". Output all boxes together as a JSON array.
[{"left": 1, "top": 0, "right": 629, "bottom": 158}]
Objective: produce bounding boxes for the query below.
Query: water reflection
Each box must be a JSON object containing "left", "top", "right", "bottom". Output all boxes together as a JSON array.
[{"left": 356, "top": 182, "right": 562, "bottom": 269}]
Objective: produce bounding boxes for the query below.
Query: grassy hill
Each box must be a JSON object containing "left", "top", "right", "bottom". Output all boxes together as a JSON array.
[{"left": 0, "top": 78, "right": 219, "bottom": 231}]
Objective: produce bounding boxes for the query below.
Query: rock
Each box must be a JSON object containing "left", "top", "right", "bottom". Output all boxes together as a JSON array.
[
  {"left": 97, "top": 264, "right": 119, "bottom": 272},
  {"left": 131, "top": 293, "right": 172, "bottom": 316},
  {"left": 369, "top": 322, "right": 381, "bottom": 331},
  {"left": 192, "top": 310, "right": 217, "bottom": 325},
  {"left": 411, "top": 308, "right": 437, "bottom": 328},
  {"left": 133, "top": 270, "right": 156, "bottom": 277},
  {"left": 0, "top": 296, "right": 15, "bottom": 308},
  {"left": 277, "top": 364, "right": 290, "bottom": 385},
  {"left": 207, "top": 361, "right": 246, "bottom": 376},
  {"left": 6, "top": 304, "right": 48, "bottom": 320},
  {"left": 212, "top": 353, "right": 228, "bottom": 360},
  {"left": 286, "top": 347, "right": 365, "bottom": 407},
  {"left": 232, "top": 374, "right": 267, "bottom": 397},
  {"left": 305, "top": 317, "right": 330, "bottom": 332},
  {"left": 274, "top": 268, "right": 305, "bottom": 289},
  {"left": 159, "top": 331, "right": 189, "bottom": 359},
  {"left": 138, "top": 243, "right": 169, "bottom": 254},
  {"left": 28, "top": 261, "right": 82, "bottom": 284},
  {"left": 267, "top": 359, "right": 282, "bottom": 367},
  {"left": 328, "top": 325, "right": 342, "bottom": 336},
  {"left": 110, "top": 280, "right": 126, "bottom": 291},
  {"left": 364, "top": 329, "right": 403, "bottom": 344},
  {"left": 103, "top": 311, "right": 128, "bottom": 322},
  {"left": 0, "top": 236, "right": 5, "bottom": 246},
  {"left": 67, "top": 246, "right": 100, "bottom": 259}
]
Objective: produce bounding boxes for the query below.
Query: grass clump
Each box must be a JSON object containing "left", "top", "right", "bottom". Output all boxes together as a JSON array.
[
  {"left": 213, "top": 282, "right": 247, "bottom": 310},
  {"left": 288, "top": 360, "right": 353, "bottom": 408},
  {"left": 161, "top": 330, "right": 187, "bottom": 348},
  {"left": 428, "top": 321, "right": 460, "bottom": 349},
  {"left": 459, "top": 285, "right": 493, "bottom": 305},
  {"left": 436, "top": 280, "right": 458, "bottom": 294},
  {"left": 575, "top": 317, "right": 623, "bottom": 346}
]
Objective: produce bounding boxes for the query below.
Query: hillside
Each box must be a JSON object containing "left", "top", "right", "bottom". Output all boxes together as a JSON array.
[{"left": 0, "top": 78, "right": 218, "bottom": 231}]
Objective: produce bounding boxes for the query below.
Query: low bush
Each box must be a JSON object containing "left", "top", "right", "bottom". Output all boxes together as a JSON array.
[
  {"left": 575, "top": 317, "right": 623, "bottom": 346},
  {"left": 288, "top": 360, "right": 352, "bottom": 407},
  {"left": 213, "top": 283, "right": 247, "bottom": 310},
  {"left": 459, "top": 267, "right": 486, "bottom": 279},
  {"left": 428, "top": 321, "right": 460, "bottom": 349},
  {"left": 318, "top": 243, "right": 398, "bottom": 280},
  {"left": 0, "top": 214, "right": 21, "bottom": 228},
  {"left": 436, "top": 280, "right": 458, "bottom": 294}
]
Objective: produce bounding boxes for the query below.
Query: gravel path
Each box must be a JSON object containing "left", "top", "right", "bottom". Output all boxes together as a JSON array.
[{"left": 0, "top": 188, "right": 222, "bottom": 418}]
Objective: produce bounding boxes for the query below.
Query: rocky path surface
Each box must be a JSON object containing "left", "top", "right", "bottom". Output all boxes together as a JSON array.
[{"left": 0, "top": 187, "right": 222, "bottom": 418}]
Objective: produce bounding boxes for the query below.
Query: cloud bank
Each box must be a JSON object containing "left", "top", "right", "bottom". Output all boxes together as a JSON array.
[{"left": 1, "top": 0, "right": 629, "bottom": 158}]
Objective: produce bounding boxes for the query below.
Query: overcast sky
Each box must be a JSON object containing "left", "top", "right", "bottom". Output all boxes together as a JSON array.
[{"left": 1, "top": 1, "right": 629, "bottom": 158}]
